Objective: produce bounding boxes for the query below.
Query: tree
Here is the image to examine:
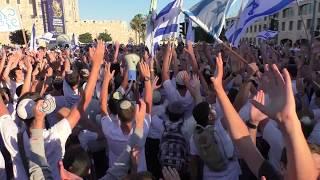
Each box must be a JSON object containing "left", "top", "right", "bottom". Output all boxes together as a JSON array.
[
  {"left": 9, "top": 30, "right": 30, "bottom": 45},
  {"left": 78, "top": 32, "right": 93, "bottom": 44},
  {"left": 130, "top": 14, "right": 147, "bottom": 44},
  {"left": 97, "top": 32, "right": 112, "bottom": 42}
]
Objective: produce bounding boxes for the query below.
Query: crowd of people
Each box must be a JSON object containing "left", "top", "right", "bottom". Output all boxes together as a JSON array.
[{"left": 0, "top": 36, "right": 319, "bottom": 180}]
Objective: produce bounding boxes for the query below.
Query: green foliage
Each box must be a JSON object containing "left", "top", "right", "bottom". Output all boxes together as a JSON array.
[
  {"left": 78, "top": 32, "right": 93, "bottom": 43},
  {"left": 9, "top": 30, "right": 30, "bottom": 45},
  {"left": 130, "top": 14, "right": 147, "bottom": 44},
  {"left": 97, "top": 32, "right": 112, "bottom": 42}
]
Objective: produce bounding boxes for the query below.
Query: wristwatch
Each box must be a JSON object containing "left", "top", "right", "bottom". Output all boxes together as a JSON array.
[
  {"left": 144, "top": 77, "right": 151, "bottom": 81},
  {"left": 246, "top": 121, "right": 257, "bottom": 129}
]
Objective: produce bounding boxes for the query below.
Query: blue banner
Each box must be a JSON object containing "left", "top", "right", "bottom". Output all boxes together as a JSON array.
[{"left": 45, "top": 0, "right": 65, "bottom": 35}]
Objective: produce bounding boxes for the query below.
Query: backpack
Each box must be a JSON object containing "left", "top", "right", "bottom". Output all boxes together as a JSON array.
[
  {"left": 193, "top": 125, "right": 229, "bottom": 172},
  {"left": 158, "top": 119, "right": 187, "bottom": 173}
]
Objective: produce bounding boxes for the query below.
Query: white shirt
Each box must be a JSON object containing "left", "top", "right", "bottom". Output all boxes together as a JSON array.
[
  {"left": 7, "top": 80, "right": 23, "bottom": 102},
  {"left": 0, "top": 115, "right": 72, "bottom": 180},
  {"left": 100, "top": 114, "right": 151, "bottom": 172},
  {"left": 189, "top": 119, "right": 241, "bottom": 180},
  {"left": 63, "top": 80, "right": 80, "bottom": 108},
  {"left": 262, "top": 120, "right": 284, "bottom": 171},
  {"left": 163, "top": 79, "right": 194, "bottom": 113}
]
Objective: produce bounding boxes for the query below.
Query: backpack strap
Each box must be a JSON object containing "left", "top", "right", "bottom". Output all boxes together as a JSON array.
[
  {"left": 17, "top": 131, "right": 30, "bottom": 178},
  {"left": 0, "top": 133, "right": 14, "bottom": 180}
]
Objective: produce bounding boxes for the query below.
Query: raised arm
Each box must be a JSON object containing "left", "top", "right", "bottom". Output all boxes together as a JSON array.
[
  {"left": 139, "top": 62, "right": 152, "bottom": 114},
  {"left": 100, "top": 63, "right": 115, "bottom": 116},
  {"left": 251, "top": 64, "right": 318, "bottom": 180},
  {"left": 113, "top": 41, "right": 120, "bottom": 64},
  {"left": 210, "top": 53, "right": 265, "bottom": 178},
  {"left": 184, "top": 41, "right": 199, "bottom": 73},
  {"left": 162, "top": 45, "right": 172, "bottom": 81},
  {"left": 0, "top": 49, "right": 6, "bottom": 76},
  {"left": 66, "top": 40, "right": 105, "bottom": 129},
  {"left": 20, "top": 57, "right": 33, "bottom": 97}
]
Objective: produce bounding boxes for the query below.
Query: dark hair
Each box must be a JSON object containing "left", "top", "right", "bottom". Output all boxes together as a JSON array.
[
  {"left": 192, "top": 102, "right": 210, "bottom": 127},
  {"left": 108, "top": 97, "right": 119, "bottom": 115},
  {"left": 117, "top": 100, "right": 135, "bottom": 123},
  {"left": 166, "top": 107, "right": 183, "bottom": 122},
  {"left": 286, "top": 64, "right": 297, "bottom": 79},
  {"left": 15, "top": 85, "right": 23, "bottom": 97},
  {"left": 66, "top": 70, "right": 80, "bottom": 87},
  {"left": 63, "top": 145, "right": 91, "bottom": 178},
  {"left": 124, "top": 171, "right": 155, "bottom": 180}
]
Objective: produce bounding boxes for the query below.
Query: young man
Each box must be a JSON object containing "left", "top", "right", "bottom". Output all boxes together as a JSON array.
[{"left": 100, "top": 61, "right": 152, "bottom": 172}]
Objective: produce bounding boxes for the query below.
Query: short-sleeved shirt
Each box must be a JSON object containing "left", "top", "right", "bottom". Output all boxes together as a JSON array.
[
  {"left": 0, "top": 115, "right": 72, "bottom": 180},
  {"left": 162, "top": 79, "right": 194, "bottom": 113},
  {"left": 100, "top": 114, "right": 151, "bottom": 172},
  {"left": 262, "top": 120, "right": 284, "bottom": 171}
]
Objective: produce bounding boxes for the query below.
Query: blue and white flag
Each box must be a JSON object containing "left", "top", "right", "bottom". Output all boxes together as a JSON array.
[
  {"left": 186, "top": 18, "right": 195, "bottom": 42},
  {"left": 152, "top": 0, "right": 183, "bottom": 55},
  {"left": 29, "top": 23, "right": 37, "bottom": 51},
  {"left": 257, "top": 30, "right": 278, "bottom": 40},
  {"left": 145, "top": 0, "right": 158, "bottom": 56},
  {"left": 226, "top": 0, "right": 293, "bottom": 47},
  {"left": 183, "top": 0, "right": 235, "bottom": 40}
]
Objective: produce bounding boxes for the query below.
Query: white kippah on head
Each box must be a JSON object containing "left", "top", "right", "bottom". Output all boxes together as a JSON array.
[
  {"left": 17, "top": 98, "right": 35, "bottom": 120},
  {"left": 120, "top": 100, "right": 132, "bottom": 110},
  {"left": 40, "top": 94, "right": 56, "bottom": 114}
]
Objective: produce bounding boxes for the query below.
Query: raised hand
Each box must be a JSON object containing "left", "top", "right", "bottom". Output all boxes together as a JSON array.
[
  {"left": 210, "top": 52, "right": 224, "bottom": 90},
  {"left": 139, "top": 62, "right": 150, "bottom": 79},
  {"left": 135, "top": 99, "right": 146, "bottom": 129},
  {"left": 184, "top": 41, "right": 195, "bottom": 56},
  {"left": 104, "top": 62, "right": 115, "bottom": 82},
  {"left": 89, "top": 40, "right": 105, "bottom": 65},
  {"left": 250, "top": 90, "right": 268, "bottom": 125},
  {"left": 152, "top": 76, "right": 161, "bottom": 90},
  {"left": 251, "top": 64, "right": 296, "bottom": 126}
]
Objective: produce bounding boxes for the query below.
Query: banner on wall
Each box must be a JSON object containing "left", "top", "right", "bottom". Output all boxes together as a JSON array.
[
  {"left": 0, "top": 6, "right": 22, "bottom": 32},
  {"left": 45, "top": 0, "right": 65, "bottom": 35}
]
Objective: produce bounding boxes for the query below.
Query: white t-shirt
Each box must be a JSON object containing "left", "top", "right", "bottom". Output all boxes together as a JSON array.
[
  {"left": 163, "top": 79, "right": 194, "bottom": 113},
  {"left": 0, "top": 115, "right": 72, "bottom": 180},
  {"left": 63, "top": 80, "right": 80, "bottom": 108},
  {"left": 100, "top": 114, "right": 151, "bottom": 172},
  {"left": 262, "top": 120, "right": 284, "bottom": 171},
  {"left": 189, "top": 119, "right": 241, "bottom": 180}
]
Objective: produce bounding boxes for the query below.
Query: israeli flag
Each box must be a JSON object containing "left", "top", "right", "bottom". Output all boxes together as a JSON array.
[
  {"left": 29, "top": 23, "right": 37, "bottom": 51},
  {"left": 226, "top": 0, "right": 293, "bottom": 46},
  {"left": 152, "top": 0, "right": 183, "bottom": 55},
  {"left": 183, "top": 0, "right": 235, "bottom": 40},
  {"left": 146, "top": 0, "right": 158, "bottom": 56},
  {"left": 257, "top": 30, "right": 278, "bottom": 40}
]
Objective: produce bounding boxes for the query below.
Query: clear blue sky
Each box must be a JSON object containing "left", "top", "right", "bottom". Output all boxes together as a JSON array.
[{"left": 78, "top": 0, "right": 243, "bottom": 22}]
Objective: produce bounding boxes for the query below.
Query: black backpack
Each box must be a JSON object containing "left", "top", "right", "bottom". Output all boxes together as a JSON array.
[{"left": 158, "top": 119, "right": 188, "bottom": 173}]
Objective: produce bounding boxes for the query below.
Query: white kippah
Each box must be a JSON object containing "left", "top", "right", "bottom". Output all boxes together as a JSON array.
[
  {"left": 120, "top": 100, "right": 132, "bottom": 109},
  {"left": 17, "top": 99, "right": 35, "bottom": 120},
  {"left": 40, "top": 94, "right": 56, "bottom": 114},
  {"left": 113, "top": 91, "right": 123, "bottom": 100}
]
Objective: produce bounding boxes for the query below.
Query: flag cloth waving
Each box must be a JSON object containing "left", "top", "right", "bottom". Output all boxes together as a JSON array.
[
  {"left": 152, "top": 0, "right": 183, "bottom": 55},
  {"left": 226, "top": 0, "right": 293, "bottom": 47},
  {"left": 257, "top": 30, "right": 278, "bottom": 40},
  {"left": 145, "top": 0, "right": 158, "bottom": 56},
  {"left": 183, "top": 0, "right": 235, "bottom": 40}
]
